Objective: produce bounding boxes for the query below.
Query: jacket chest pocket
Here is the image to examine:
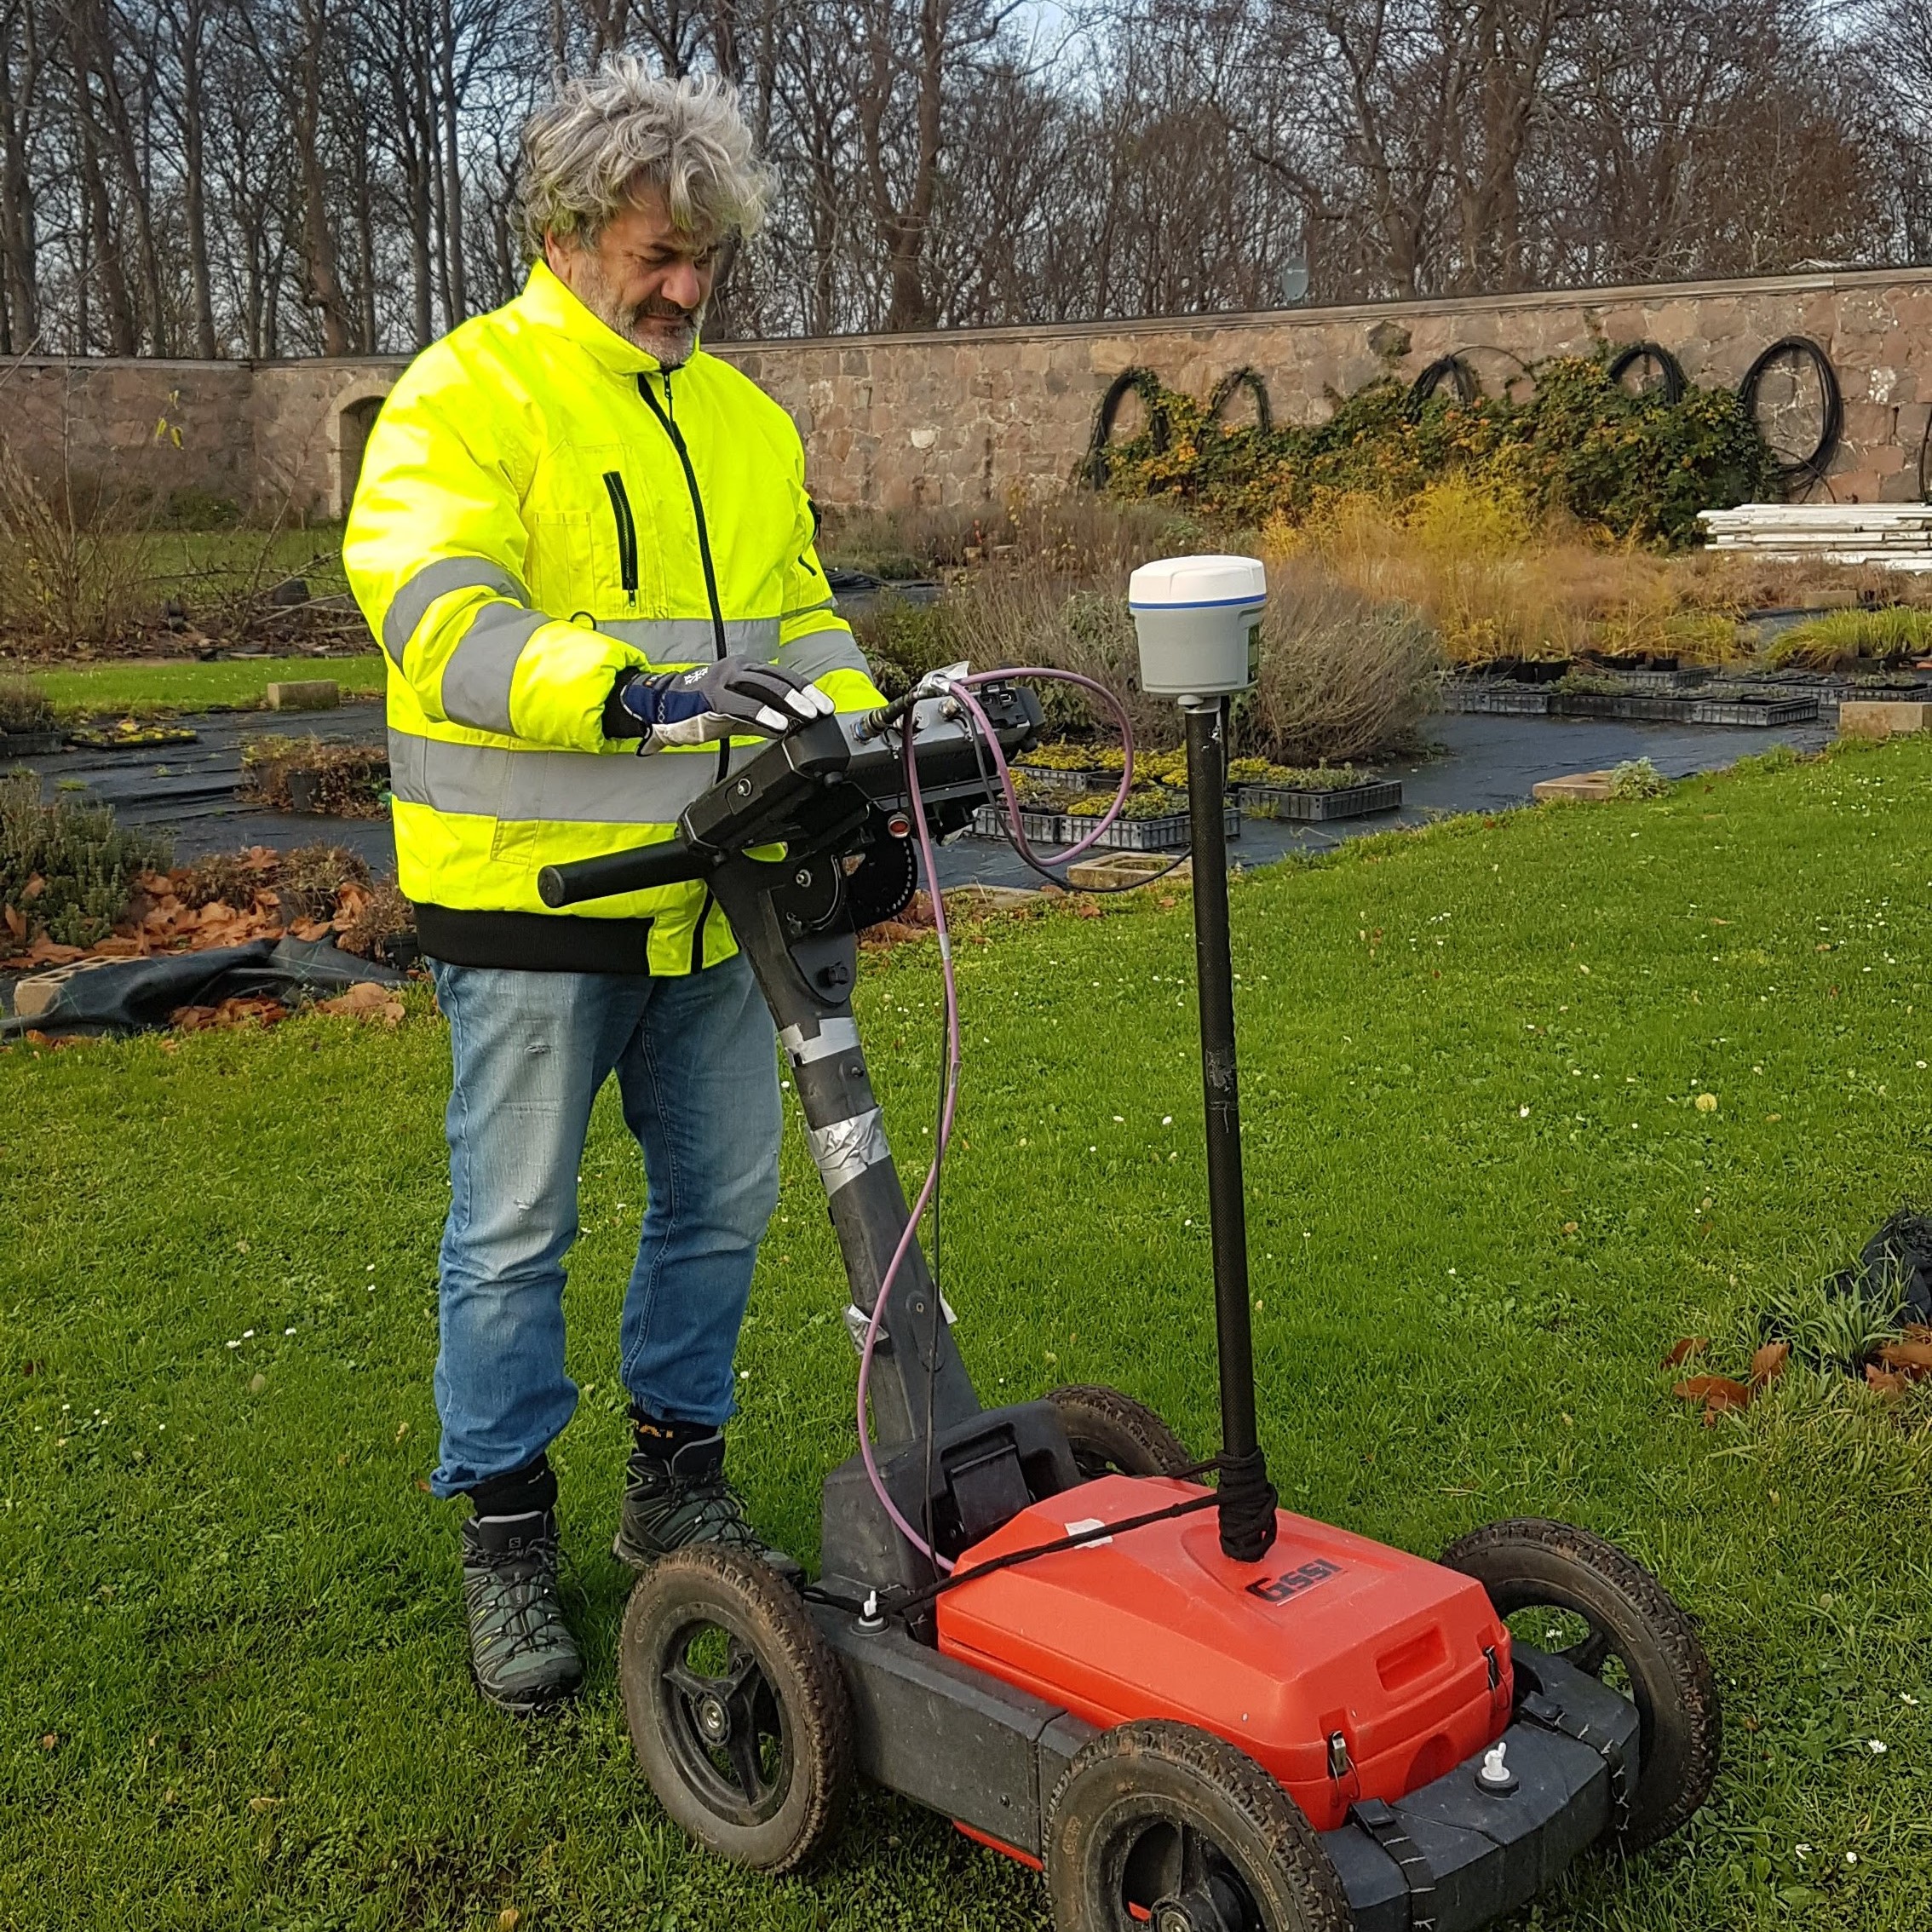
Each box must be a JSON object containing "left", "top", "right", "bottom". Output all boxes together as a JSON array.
[{"left": 526, "top": 445, "right": 664, "bottom": 619}]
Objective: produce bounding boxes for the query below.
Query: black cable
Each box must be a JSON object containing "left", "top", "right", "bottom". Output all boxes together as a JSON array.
[
  {"left": 1205, "top": 365, "right": 1274, "bottom": 435},
  {"left": 1081, "top": 367, "right": 1169, "bottom": 489},
  {"left": 1739, "top": 336, "right": 1843, "bottom": 491},
  {"left": 1405, "top": 353, "right": 1481, "bottom": 419},
  {"left": 894, "top": 1484, "right": 1225, "bottom": 1616},
  {"left": 1605, "top": 341, "right": 1687, "bottom": 405}
]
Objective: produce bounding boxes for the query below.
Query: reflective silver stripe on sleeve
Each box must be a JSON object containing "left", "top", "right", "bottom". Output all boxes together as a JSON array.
[
  {"left": 778, "top": 1016, "right": 860, "bottom": 1065},
  {"left": 440, "top": 605, "right": 549, "bottom": 736},
  {"left": 387, "top": 726, "right": 714, "bottom": 824},
  {"left": 382, "top": 557, "right": 529, "bottom": 665},
  {"left": 775, "top": 620, "right": 866, "bottom": 684},
  {"left": 600, "top": 615, "right": 782, "bottom": 662},
  {"left": 807, "top": 1107, "right": 890, "bottom": 1196}
]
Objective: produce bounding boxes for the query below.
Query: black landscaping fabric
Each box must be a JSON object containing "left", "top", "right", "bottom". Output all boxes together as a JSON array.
[{"left": 2, "top": 937, "right": 402, "bottom": 1040}]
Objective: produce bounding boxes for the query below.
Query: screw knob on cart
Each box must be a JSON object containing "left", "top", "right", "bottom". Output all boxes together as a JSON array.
[{"left": 1129, "top": 555, "right": 1278, "bottom": 1564}]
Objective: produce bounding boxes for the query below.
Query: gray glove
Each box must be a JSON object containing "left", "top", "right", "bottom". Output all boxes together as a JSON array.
[{"left": 607, "top": 654, "right": 835, "bottom": 749}]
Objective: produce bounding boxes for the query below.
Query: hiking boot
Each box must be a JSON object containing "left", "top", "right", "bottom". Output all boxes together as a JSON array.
[
  {"left": 461, "top": 1509, "right": 584, "bottom": 1714},
  {"left": 614, "top": 1426, "right": 802, "bottom": 1582}
]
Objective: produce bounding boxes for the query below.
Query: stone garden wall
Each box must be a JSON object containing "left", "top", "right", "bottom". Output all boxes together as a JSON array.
[{"left": 7, "top": 263, "right": 1932, "bottom": 520}]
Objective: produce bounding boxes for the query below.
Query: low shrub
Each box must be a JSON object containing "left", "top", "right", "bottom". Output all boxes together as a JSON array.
[
  {"left": 952, "top": 551, "right": 1439, "bottom": 765},
  {"left": 1101, "top": 356, "right": 1774, "bottom": 545},
  {"left": 240, "top": 737, "right": 388, "bottom": 817},
  {"left": 849, "top": 595, "right": 963, "bottom": 700},
  {"left": 177, "top": 848, "right": 279, "bottom": 910},
  {"left": 1607, "top": 757, "right": 1669, "bottom": 800},
  {"left": 0, "top": 441, "right": 158, "bottom": 653},
  {"left": 336, "top": 877, "right": 413, "bottom": 960},
  {"left": 0, "top": 676, "right": 55, "bottom": 733},
  {"left": 276, "top": 842, "right": 373, "bottom": 923},
  {"left": 0, "top": 771, "right": 171, "bottom": 948},
  {"left": 1765, "top": 606, "right": 1932, "bottom": 669}
]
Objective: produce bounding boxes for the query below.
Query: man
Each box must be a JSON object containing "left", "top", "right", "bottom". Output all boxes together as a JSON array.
[{"left": 343, "top": 60, "right": 881, "bottom": 1715}]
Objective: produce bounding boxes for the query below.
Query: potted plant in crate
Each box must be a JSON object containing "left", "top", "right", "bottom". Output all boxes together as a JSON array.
[
  {"left": 1064, "top": 786, "right": 1242, "bottom": 852},
  {"left": 0, "top": 677, "right": 66, "bottom": 757},
  {"left": 1233, "top": 759, "right": 1402, "bottom": 822}
]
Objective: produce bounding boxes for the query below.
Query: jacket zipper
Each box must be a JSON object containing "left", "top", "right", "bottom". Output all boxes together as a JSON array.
[
  {"left": 637, "top": 369, "right": 728, "bottom": 970},
  {"left": 636, "top": 372, "right": 727, "bottom": 664},
  {"left": 601, "top": 470, "right": 639, "bottom": 607}
]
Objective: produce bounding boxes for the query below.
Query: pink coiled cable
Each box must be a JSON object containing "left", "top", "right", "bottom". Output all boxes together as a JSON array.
[{"left": 852, "top": 668, "right": 1139, "bottom": 1574}]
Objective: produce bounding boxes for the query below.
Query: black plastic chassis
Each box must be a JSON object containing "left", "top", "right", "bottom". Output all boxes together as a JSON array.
[
  {"left": 542, "top": 704, "right": 1636, "bottom": 1928},
  {"left": 806, "top": 1605, "right": 1638, "bottom": 1929}
]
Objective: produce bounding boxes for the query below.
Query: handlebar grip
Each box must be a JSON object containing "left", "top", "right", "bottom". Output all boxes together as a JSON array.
[{"left": 537, "top": 839, "right": 708, "bottom": 907}]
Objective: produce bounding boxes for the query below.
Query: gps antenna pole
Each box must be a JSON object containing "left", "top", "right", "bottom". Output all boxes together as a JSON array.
[{"left": 1183, "top": 699, "right": 1278, "bottom": 1565}]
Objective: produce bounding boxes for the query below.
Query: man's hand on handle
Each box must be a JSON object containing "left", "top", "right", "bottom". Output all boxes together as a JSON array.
[{"left": 606, "top": 655, "right": 834, "bottom": 750}]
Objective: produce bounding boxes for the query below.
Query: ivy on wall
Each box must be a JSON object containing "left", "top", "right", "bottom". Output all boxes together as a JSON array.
[{"left": 1092, "top": 355, "right": 1778, "bottom": 545}]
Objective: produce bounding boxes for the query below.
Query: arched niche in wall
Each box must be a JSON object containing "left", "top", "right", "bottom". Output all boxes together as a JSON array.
[{"left": 327, "top": 379, "right": 393, "bottom": 521}]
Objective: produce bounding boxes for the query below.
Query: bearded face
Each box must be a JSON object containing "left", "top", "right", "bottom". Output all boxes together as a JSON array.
[{"left": 547, "top": 182, "right": 720, "bottom": 370}]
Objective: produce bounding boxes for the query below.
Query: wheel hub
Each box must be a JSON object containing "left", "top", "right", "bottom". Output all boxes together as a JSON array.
[{"left": 695, "top": 1693, "right": 731, "bottom": 1743}]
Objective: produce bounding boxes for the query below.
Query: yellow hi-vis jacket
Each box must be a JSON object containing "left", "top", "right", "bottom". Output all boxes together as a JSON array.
[{"left": 342, "top": 261, "right": 881, "bottom": 976}]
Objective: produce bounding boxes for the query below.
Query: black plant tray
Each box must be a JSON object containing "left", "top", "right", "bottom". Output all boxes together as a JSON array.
[
  {"left": 1445, "top": 685, "right": 1552, "bottom": 716},
  {"left": 1067, "top": 804, "right": 1241, "bottom": 851},
  {"left": 1686, "top": 694, "right": 1820, "bottom": 727},
  {"left": 1240, "top": 779, "right": 1402, "bottom": 821},
  {"left": 1011, "top": 762, "right": 1124, "bottom": 796},
  {"left": 0, "top": 730, "right": 65, "bottom": 757}
]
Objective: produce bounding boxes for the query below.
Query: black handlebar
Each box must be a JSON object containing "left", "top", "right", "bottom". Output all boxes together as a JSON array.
[{"left": 538, "top": 838, "right": 708, "bottom": 907}]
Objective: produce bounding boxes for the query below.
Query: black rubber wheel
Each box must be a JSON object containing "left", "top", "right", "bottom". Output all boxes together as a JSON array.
[
  {"left": 1047, "top": 1384, "right": 1193, "bottom": 1481},
  {"left": 619, "top": 1545, "right": 853, "bottom": 1872},
  {"left": 1438, "top": 1518, "right": 1719, "bottom": 1850},
  {"left": 1046, "top": 1719, "right": 1353, "bottom": 1932}
]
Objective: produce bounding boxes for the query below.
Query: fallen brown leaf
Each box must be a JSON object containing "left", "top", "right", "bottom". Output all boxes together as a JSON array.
[
  {"left": 170, "top": 997, "right": 289, "bottom": 1033},
  {"left": 1750, "top": 1340, "right": 1791, "bottom": 1387},
  {"left": 315, "top": 982, "right": 405, "bottom": 1026},
  {"left": 1876, "top": 1339, "right": 1932, "bottom": 1380},
  {"left": 1866, "top": 1362, "right": 1908, "bottom": 1398},
  {"left": 1665, "top": 1337, "right": 1710, "bottom": 1367},
  {"left": 3, "top": 905, "right": 24, "bottom": 941},
  {"left": 1674, "top": 1374, "right": 1751, "bottom": 1414}
]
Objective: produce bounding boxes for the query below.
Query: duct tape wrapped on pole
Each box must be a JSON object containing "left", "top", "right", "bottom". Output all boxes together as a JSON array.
[{"left": 1128, "top": 554, "right": 1279, "bottom": 1562}]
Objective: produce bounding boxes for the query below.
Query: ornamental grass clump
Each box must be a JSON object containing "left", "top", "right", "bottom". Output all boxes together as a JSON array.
[{"left": 1766, "top": 607, "right": 1932, "bottom": 670}]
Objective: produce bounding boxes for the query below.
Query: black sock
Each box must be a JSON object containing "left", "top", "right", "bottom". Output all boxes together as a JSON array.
[
  {"left": 630, "top": 1407, "right": 719, "bottom": 1456},
  {"left": 466, "top": 1452, "right": 556, "bottom": 1519}
]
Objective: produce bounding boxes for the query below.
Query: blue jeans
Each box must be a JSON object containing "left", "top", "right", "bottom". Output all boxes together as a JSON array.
[{"left": 428, "top": 952, "right": 781, "bottom": 1497}]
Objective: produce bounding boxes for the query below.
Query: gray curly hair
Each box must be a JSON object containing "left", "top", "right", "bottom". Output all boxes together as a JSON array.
[{"left": 515, "top": 60, "right": 773, "bottom": 259}]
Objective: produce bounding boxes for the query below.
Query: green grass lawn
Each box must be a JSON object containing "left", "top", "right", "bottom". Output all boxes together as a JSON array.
[
  {"left": 23, "top": 653, "right": 386, "bottom": 719},
  {"left": 7, "top": 739, "right": 1932, "bottom": 1930}
]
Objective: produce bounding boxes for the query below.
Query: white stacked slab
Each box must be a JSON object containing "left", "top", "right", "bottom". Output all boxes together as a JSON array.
[{"left": 1698, "top": 503, "right": 1932, "bottom": 571}]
